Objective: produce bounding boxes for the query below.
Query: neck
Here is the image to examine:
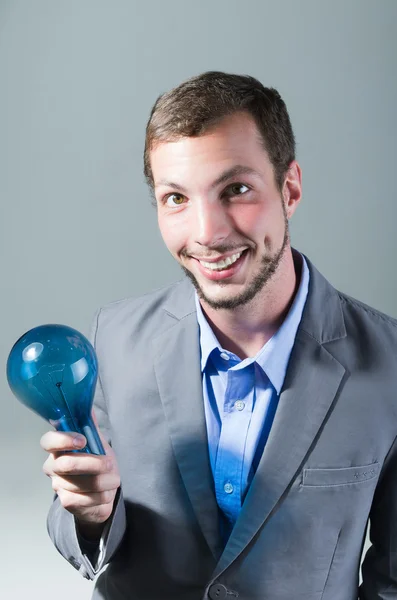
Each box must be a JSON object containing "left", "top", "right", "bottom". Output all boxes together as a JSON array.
[{"left": 199, "top": 248, "right": 301, "bottom": 360}]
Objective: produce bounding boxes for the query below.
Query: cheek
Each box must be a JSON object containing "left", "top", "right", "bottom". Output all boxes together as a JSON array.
[
  {"left": 158, "top": 214, "right": 187, "bottom": 255},
  {"left": 232, "top": 203, "right": 284, "bottom": 246},
  {"left": 232, "top": 205, "right": 269, "bottom": 238}
]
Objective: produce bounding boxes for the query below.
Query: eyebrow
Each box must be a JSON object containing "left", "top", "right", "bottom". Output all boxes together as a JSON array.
[{"left": 155, "top": 165, "right": 261, "bottom": 193}]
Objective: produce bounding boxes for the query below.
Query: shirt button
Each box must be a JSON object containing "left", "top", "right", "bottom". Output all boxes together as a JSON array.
[
  {"left": 220, "top": 352, "right": 230, "bottom": 360},
  {"left": 224, "top": 482, "right": 234, "bottom": 494},
  {"left": 234, "top": 400, "right": 245, "bottom": 411}
]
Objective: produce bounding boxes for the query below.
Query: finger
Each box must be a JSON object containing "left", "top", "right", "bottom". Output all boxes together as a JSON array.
[
  {"left": 51, "top": 453, "right": 113, "bottom": 477},
  {"left": 43, "top": 453, "right": 56, "bottom": 478},
  {"left": 40, "top": 431, "right": 87, "bottom": 453},
  {"left": 74, "top": 504, "right": 113, "bottom": 523},
  {"left": 51, "top": 472, "right": 120, "bottom": 494},
  {"left": 56, "top": 488, "right": 116, "bottom": 509}
]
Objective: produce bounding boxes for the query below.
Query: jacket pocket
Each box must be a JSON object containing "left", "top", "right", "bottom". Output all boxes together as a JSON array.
[{"left": 302, "top": 462, "right": 380, "bottom": 487}]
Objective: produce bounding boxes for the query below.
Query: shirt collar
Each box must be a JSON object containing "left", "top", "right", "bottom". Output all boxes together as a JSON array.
[
  {"left": 195, "top": 293, "right": 222, "bottom": 372},
  {"left": 195, "top": 252, "right": 310, "bottom": 394}
]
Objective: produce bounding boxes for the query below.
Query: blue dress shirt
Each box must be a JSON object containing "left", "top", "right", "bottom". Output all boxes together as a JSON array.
[{"left": 195, "top": 253, "right": 310, "bottom": 539}]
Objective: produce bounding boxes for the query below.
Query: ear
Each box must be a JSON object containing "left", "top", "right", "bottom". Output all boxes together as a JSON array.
[{"left": 282, "top": 160, "right": 302, "bottom": 219}]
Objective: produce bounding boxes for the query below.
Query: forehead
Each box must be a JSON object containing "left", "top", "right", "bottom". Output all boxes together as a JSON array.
[{"left": 150, "top": 112, "right": 272, "bottom": 187}]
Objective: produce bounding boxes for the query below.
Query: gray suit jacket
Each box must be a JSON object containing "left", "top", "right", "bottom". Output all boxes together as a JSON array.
[{"left": 47, "top": 253, "right": 397, "bottom": 600}]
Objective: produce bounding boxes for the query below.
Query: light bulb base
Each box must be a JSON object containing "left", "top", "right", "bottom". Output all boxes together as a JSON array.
[{"left": 82, "top": 417, "right": 105, "bottom": 455}]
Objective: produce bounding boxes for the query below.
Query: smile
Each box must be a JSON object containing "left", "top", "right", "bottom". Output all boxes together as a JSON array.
[{"left": 199, "top": 252, "right": 243, "bottom": 271}]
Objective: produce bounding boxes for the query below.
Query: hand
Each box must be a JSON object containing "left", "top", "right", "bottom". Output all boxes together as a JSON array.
[{"left": 41, "top": 418, "right": 120, "bottom": 534}]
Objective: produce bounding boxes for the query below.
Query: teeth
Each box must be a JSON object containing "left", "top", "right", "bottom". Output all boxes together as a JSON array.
[{"left": 200, "top": 252, "right": 242, "bottom": 271}]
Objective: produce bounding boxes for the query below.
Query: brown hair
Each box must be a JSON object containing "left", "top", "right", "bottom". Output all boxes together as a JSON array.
[{"left": 144, "top": 71, "right": 296, "bottom": 193}]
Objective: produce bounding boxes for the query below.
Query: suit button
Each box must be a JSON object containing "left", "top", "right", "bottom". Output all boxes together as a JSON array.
[{"left": 208, "top": 583, "right": 228, "bottom": 599}]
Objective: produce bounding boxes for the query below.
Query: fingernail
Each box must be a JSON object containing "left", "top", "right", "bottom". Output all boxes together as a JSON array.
[{"left": 73, "top": 435, "right": 85, "bottom": 447}]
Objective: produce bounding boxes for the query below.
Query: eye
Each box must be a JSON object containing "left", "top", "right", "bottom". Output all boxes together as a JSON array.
[
  {"left": 165, "top": 193, "right": 186, "bottom": 207},
  {"left": 226, "top": 183, "right": 250, "bottom": 197}
]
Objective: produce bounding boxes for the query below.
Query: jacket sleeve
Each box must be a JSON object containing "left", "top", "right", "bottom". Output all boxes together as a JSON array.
[
  {"left": 46, "top": 308, "right": 127, "bottom": 580},
  {"left": 359, "top": 434, "right": 397, "bottom": 599}
]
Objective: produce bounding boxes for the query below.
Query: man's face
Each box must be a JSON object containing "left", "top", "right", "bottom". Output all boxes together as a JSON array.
[{"left": 151, "top": 112, "right": 300, "bottom": 310}]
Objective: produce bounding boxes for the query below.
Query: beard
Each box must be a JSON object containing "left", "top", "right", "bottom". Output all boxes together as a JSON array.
[{"left": 181, "top": 200, "right": 290, "bottom": 310}]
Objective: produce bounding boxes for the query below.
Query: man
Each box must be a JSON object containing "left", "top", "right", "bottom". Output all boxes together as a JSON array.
[{"left": 42, "top": 72, "right": 397, "bottom": 600}]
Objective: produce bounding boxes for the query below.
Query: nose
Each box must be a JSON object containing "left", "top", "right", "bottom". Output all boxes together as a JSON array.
[{"left": 193, "top": 197, "right": 231, "bottom": 248}]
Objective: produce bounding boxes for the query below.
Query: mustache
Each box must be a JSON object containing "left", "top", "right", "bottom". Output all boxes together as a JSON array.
[{"left": 181, "top": 244, "right": 251, "bottom": 259}]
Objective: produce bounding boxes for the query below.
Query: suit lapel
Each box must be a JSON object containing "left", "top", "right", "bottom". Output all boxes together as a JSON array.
[
  {"left": 152, "top": 284, "right": 222, "bottom": 560},
  {"left": 151, "top": 254, "right": 349, "bottom": 575},
  {"left": 213, "top": 329, "right": 347, "bottom": 576},
  {"left": 213, "top": 252, "right": 349, "bottom": 577}
]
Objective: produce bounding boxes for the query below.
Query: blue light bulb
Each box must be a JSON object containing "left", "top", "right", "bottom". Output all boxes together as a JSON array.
[{"left": 6, "top": 324, "right": 105, "bottom": 455}]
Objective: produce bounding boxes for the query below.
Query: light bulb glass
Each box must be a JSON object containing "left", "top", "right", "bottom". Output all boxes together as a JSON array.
[{"left": 6, "top": 324, "right": 105, "bottom": 455}]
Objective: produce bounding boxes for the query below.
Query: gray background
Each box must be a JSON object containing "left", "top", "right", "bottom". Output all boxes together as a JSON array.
[{"left": 1, "top": 0, "right": 396, "bottom": 597}]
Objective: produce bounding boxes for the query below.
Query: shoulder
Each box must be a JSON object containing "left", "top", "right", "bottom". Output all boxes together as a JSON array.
[
  {"left": 99, "top": 279, "right": 185, "bottom": 317},
  {"left": 337, "top": 290, "right": 397, "bottom": 349},
  {"left": 91, "top": 278, "right": 194, "bottom": 342},
  {"left": 338, "top": 290, "right": 397, "bottom": 329}
]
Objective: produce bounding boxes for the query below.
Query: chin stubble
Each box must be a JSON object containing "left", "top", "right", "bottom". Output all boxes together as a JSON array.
[{"left": 181, "top": 203, "right": 290, "bottom": 310}]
